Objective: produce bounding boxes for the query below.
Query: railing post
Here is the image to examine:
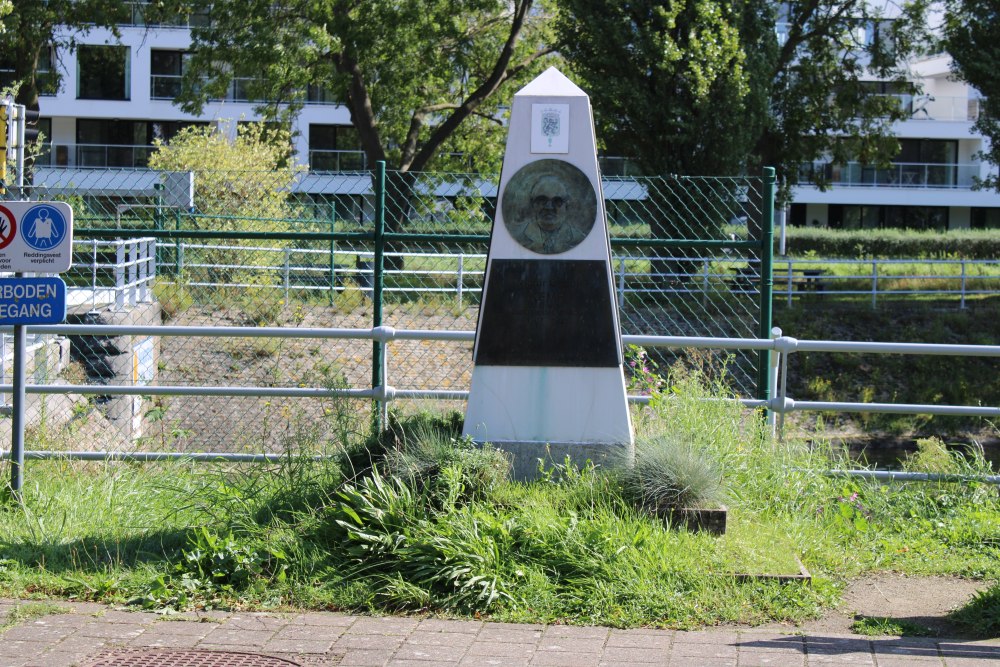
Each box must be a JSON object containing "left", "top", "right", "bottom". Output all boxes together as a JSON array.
[
  {"left": 768, "top": 327, "right": 782, "bottom": 438},
  {"left": 701, "top": 258, "right": 709, "bottom": 306},
  {"left": 960, "top": 259, "right": 967, "bottom": 310},
  {"left": 115, "top": 241, "right": 126, "bottom": 311},
  {"left": 283, "top": 247, "right": 291, "bottom": 302},
  {"left": 129, "top": 240, "right": 138, "bottom": 307},
  {"left": 457, "top": 253, "right": 465, "bottom": 308},
  {"left": 871, "top": 259, "right": 878, "bottom": 309},
  {"left": 175, "top": 209, "right": 182, "bottom": 277},
  {"left": 91, "top": 239, "right": 99, "bottom": 312},
  {"left": 787, "top": 260, "right": 794, "bottom": 308},
  {"left": 756, "top": 167, "right": 776, "bottom": 406},
  {"left": 372, "top": 161, "right": 387, "bottom": 432},
  {"left": 329, "top": 204, "right": 337, "bottom": 307}
]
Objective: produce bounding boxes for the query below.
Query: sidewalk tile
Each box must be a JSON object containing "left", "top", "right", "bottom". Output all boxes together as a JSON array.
[
  {"left": 530, "top": 650, "right": 601, "bottom": 666},
  {"left": 606, "top": 630, "right": 673, "bottom": 649},
  {"left": 541, "top": 626, "right": 609, "bottom": 640},
  {"left": 536, "top": 637, "right": 605, "bottom": 653},
  {"left": 417, "top": 619, "right": 482, "bottom": 634},
  {"left": 599, "top": 645, "right": 671, "bottom": 664},
  {"left": 21, "top": 651, "right": 92, "bottom": 667},
  {"left": 273, "top": 624, "right": 346, "bottom": 641},
  {"left": 476, "top": 627, "right": 543, "bottom": 644},
  {"left": 674, "top": 630, "right": 740, "bottom": 645},
  {"left": 199, "top": 628, "right": 272, "bottom": 647},
  {"left": 292, "top": 613, "right": 356, "bottom": 627},
  {"left": 262, "top": 638, "right": 336, "bottom": 654},
  {"left": 459, "top": 657, "right": 530, "bottom": 667},
  {"left": 466, "top": 641, "right": 535, "bottom": 658},
  {"left": 128, "top": 631, "right": 204, "bottom": 649},
  {"left": 339, "top": 648, "right": 394, "bottom": 666},
  {"left": 348, "top": 618, "right": 419, "bottom": 636},
  {"left": 393, "top": 643, "right": 467, "bottom": 661},
  {"left": 403, "top": 632, "right": 475, "bottom": 648},
  {"left": 335, "top": 634, "right": 406, "bottom": 651},
  {"left": 147, "top": 621, "right": 218, "bottom": 636},
  {"left": 737, "top": 650, "right": 804, "bottom": 666}
]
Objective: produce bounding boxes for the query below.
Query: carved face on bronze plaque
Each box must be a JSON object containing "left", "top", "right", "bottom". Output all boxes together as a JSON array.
[{"left": 500, "top": 159, "right": 597, "bottom": 254}]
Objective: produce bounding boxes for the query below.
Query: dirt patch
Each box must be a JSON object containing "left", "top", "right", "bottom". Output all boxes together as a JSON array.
[{"left": 760, "top": 573, "right": 989, "bottom": 637}]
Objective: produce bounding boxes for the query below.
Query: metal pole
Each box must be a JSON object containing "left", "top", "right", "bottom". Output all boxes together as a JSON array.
[
  {"left": 757, "top": 167, "right": 776, "bottom": 406},
  {"left": 960, "top": 259, "right": 967, "bottom": 310},
  {"left": 329, "top": 204, "right": 336, "bottom": 307},
  {"left": 767, "top": 327, "right": 781, "bottom": 437},
  {"left": 9, "top": 273, "right": 25, "bottom": 497},
  {"left": 871, "top": 260, "right": 877, "bottom": 310},
  {"left": 371, "top": 161, "right": 386, "bottom": 431}
]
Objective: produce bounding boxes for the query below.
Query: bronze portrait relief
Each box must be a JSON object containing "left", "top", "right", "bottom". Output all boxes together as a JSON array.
[{"left": 500, "top": 159, "right": 597, "bottom": 255}]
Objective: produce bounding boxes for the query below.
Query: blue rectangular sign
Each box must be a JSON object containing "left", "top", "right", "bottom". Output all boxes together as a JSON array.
[{"left": 0, "top": 277, "right": 67, "bottom": 325}]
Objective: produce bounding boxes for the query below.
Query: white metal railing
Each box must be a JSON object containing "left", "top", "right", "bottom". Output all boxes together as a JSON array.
[
  {"left": 68, "top": 238, "right": 157, "bottom": 310},
  {"left": 159, "top": 244, "right": 1000, "bottom": 307},
  {"left": 772, "top": 258, "right": 1000, "bottom": 308},
  {"left": 1, "top": 324, "right": 998, "bottom": 483},
  {"left": 875, "top": 93, "right": 982, "bottom": 122}
]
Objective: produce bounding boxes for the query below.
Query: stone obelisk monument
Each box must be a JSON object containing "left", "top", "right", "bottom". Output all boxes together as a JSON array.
[{"left": 463, "top": 67, "right": 634, "bottom": 478}]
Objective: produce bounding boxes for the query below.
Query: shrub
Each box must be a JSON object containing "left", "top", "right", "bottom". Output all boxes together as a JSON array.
[
  {"left": 784, "top": 227, "right": 1000, "bottom": 259},
  {"left": 621, "top": 434, "right": 726, "bottom": 514},
  {"left": 382, "top": 425, "right": 510, "bottom": 503}
]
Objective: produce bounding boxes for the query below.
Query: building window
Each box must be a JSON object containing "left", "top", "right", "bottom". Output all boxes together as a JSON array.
[
  {"left": 151, "top": 50, "right": 187, "bottom": 99},
  {"left": 0, "top": 46, "right": 57, "bottom": 95},
  {"left": 972, "top": 208, "right": 1000, "bottom": 230},
  {"left": 309, "top": 124, "right": 364, "bottom": 171},
  {"left": 78, "top": 45, "right": 130, "bottom": 100}
]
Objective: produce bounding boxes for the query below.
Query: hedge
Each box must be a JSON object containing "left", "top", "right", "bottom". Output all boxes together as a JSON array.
[{"left": 782, "top": 227, "right": 1000, "bottom": 259}]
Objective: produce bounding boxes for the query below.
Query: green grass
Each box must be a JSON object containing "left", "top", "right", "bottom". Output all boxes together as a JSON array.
[
  {"left": 850, "top": 615, "right": 935, "bottom": 637},
  {"left": 0, "top": 378, "right": 997, "bottom": 630}
]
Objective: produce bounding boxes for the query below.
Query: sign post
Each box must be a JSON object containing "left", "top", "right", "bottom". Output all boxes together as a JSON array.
[{"left": 0, "top": 201, "right": 73, "bottom": 498}]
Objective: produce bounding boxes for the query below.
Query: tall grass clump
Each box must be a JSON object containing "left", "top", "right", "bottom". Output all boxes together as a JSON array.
[{"left": 622, "top": 434, "right": 725, "bottom": 513}]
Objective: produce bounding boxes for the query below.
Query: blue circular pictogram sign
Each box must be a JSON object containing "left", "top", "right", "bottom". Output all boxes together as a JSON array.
[{"left": 22, "top": 204, "right": 67, "bottom": 251}]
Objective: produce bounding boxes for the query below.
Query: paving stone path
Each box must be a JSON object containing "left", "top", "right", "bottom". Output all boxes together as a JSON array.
[{"left": 1, "top": 599, "right": 998, "bottom": 667}]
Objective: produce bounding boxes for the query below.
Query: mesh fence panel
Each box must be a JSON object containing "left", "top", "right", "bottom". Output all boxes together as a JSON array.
[{"left": 8, "top": 167, "right": 767, "bottom": 454}]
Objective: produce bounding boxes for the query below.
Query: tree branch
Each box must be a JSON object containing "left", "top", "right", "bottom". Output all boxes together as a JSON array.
[{"left": 408, "top": 0, "right": 550, "bottom": 172}]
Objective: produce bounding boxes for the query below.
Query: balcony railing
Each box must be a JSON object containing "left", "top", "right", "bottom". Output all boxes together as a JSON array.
[
  {"left": 35, "top": 143, "right": 155, "bottom": 169},
  {"left": 799, "top": 161, "right": 981, "bottom": 189},
  {"left": 122, "top": 2, "right": 211, "bottom": 28},
  {"left": 876, "top": 94, "right": 982, "bottom": 122}
]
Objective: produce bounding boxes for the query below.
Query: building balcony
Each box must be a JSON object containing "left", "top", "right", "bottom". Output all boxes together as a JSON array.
[
  {"left": 36, "top": 143, "right": 154, "bottom": 169},
  {"left": 150, "top": 75, "right": 339, "bottom": 106},
  {"left": 877, "top": 94, "right": 982, "bottom": 122},
  {"left": 799, "top": 161, "right": 981, "bottom": 189}
]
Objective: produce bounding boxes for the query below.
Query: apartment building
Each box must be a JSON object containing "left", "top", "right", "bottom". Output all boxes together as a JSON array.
[
  {"left": 5, "top": 8, "right": 361, "bottom": 184},
  {"left": 786, "top": 46, "right": 1000, "bottom": 230}
]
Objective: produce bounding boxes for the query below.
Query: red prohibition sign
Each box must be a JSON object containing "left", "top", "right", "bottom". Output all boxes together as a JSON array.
[{"left": 0, "top": 205, "right": 16, "bottom": 250}]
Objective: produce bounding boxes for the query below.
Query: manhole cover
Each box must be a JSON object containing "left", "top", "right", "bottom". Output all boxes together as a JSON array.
[{"left": 84, "top": 650, "right": 302, "bottom": 667}]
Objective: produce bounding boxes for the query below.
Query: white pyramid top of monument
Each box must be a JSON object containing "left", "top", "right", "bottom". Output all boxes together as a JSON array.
[{"left": 514, "top": 66, "right": 586, "bottom": 98}]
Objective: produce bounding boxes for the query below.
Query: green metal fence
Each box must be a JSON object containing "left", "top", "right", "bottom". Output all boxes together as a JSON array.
[{"left": 6, "top": 163, "right": 773, "bottom": 453}]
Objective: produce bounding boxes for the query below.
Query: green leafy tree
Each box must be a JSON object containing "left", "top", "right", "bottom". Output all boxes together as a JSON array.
[
  {"left": 150, "top": 0, "right": 555, "bottom": 253},
  {"left": 148, "top": 121, "right": 305, "bottom": 285},
  {"left": 557, "top": 0, "right": 930, "bottom": 198},
  {"left": 0, "top": 0, "right": 129, "bottom": 109},
  {"left": 945, "top": 0, "right": 1000, "bottom": 190}
]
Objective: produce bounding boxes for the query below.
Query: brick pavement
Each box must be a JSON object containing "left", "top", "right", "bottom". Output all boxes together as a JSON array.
[{"left": 0, "top": 599, "right": 998, "bottom": 666}]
